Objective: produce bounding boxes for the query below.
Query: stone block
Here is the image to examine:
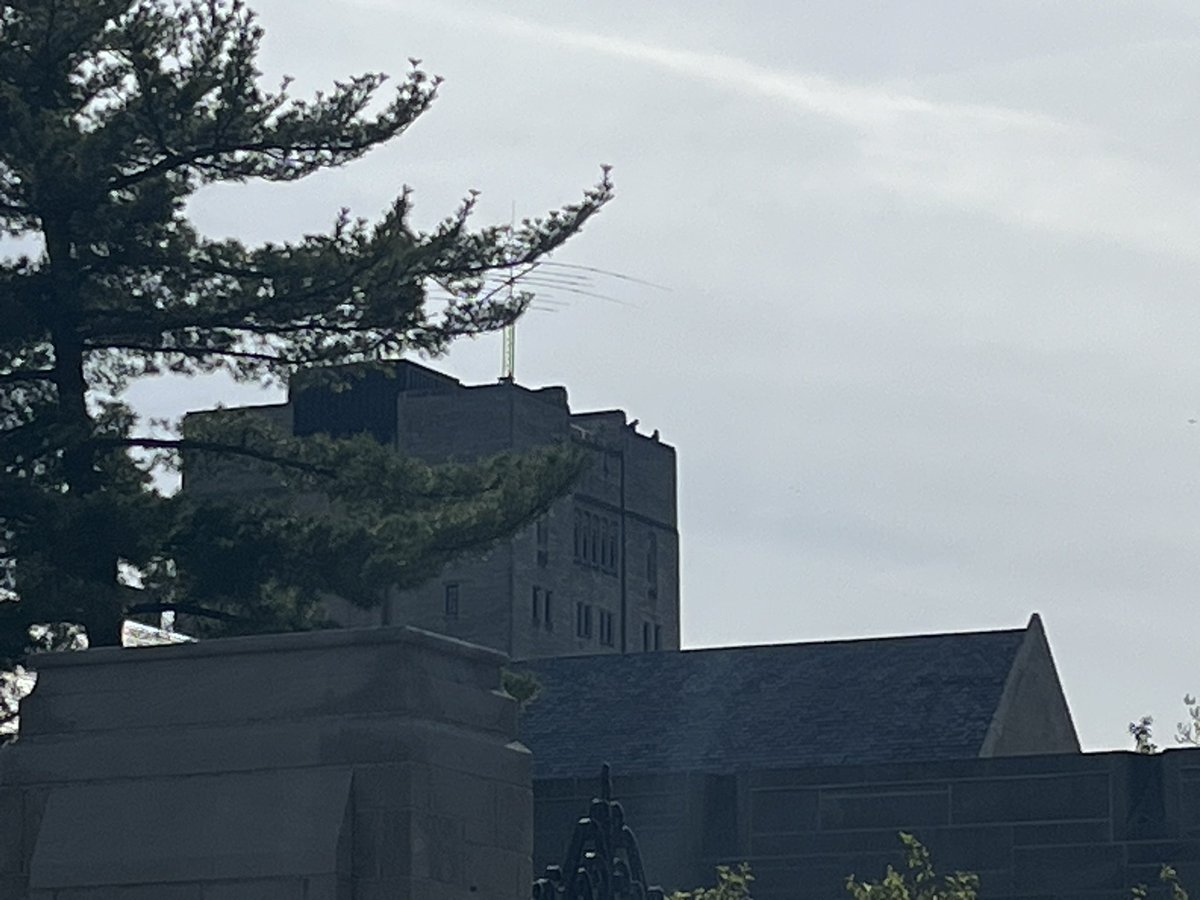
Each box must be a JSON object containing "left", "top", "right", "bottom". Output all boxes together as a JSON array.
[
  {"left": 463, "top": 843, "right": 527, "bottom": 898},
  {"left": 1012, "top": 843, "right": 1125, "bottom": 893},
  {"left": 914, "top": 824, "right": 1014, "bottom": 871},
  {"left": 321, "top": 720, "right": 528, "bottom": 782},
  {"left": 1125, "top": 839, "right": 1200, "bottom": 864},
  {"left": 303, "top": 874, "right": 347, "bottom": 900},
  {"left": 1182, "top": 769, "right": 1200, "bottom": 834},
  {"left": 749, "top": 788, "right": 819, "bottom": 833},
  {"left": 6, "top": 722, "right": 327, "bottom": 784},
  {"left": 201, "top": 877, "right": 307, "bottom": 900},
  {"left": 351, "top": 807, "right": 385, "bottom": 880},
  {"left": 428, "top": 765, "right": 496, "bottom": 846},
  {"left": 818, "top": 785, "right": 950, "bottom": 830},
  {"left": 1013, "top": 819, "right": 1111, "bottom": 846},
  {"left": 399, "top": 876, "right": 482, "bottom": 900},
  {"left": 55, "top": 883, "right": 202, "bottom": 900},
  {"left": 29, "top": 769, "right": 352, "bottom": 889},
  {"left": 376, "top": 808, "right": 415, "bottom": 880},
  {"left": 411, "top": 813, "right": 466, "bottom": 883},
  {"left": 494, "top": 781, "right": 533, "bottom": 853},
  {"left": 751, "top": 826, "right": 898, "bottom": 858},
  {"left": 0, "top": 790, "right": 21, "bottom": 875},
  {"left": 950, "top": 771, "right": 1110, "bottom": 823},
  {"left": 353, "top": 762, "right": 428, "bottom": 812}
]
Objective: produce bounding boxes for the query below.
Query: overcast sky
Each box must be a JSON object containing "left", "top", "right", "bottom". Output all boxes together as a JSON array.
[{"left": 127, "top": 0, "right": 1200, "bottom": 750}]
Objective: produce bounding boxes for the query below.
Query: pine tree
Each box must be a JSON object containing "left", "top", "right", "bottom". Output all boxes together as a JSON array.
[{"left": 0, "top": 0, "right": 612, "bottom": 674}]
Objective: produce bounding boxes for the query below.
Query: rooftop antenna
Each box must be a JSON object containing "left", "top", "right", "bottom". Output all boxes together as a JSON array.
[
  {"left": 500, "top": 201, "right": 517, "bottom": 382},
  {"left": 501, "top": 317, "right": 516, "bottom": 382},
  {"left": 480, "top": 200, "right": 666, "bottom": 384}
]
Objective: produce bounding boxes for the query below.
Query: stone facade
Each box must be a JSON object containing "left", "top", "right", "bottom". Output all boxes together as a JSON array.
[
  {"left": 0, "top": 626, "right": 530, "bottom": 899},
  {"left": 535, "top": 749, "right": 1200, "bottom": 899},
  {"left": 187, "top": 361, "right": 679, "bottom": 660}
]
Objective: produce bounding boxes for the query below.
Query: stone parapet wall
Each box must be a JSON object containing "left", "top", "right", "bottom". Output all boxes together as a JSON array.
[
  {"left": 0, "top": 626, "right": 530, "bottom": 900},
  {"left": 535, "top": 750, "right": 1200, "bottom": 900}
]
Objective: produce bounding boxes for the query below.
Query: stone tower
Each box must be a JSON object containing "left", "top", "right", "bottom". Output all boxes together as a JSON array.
[{"left": 189, "top": 361, "right": 679, "bottom": 660}]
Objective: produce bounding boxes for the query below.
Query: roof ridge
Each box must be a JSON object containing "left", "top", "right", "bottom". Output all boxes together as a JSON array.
[
  {"left": 680, "top": 624, "right": 1027, "bottom": 654},
  {"left": 516, "top": 623, "right": 1029, "bottom": 665}
]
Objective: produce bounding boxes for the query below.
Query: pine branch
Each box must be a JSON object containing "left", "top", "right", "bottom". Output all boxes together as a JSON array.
[
  {"left": 0, "top": 369, "right": 55, "bottom": 385},
  {"left": 92, "top": 437, "right": 336, "bottom": 477},
  {"left": 107, "top": 139, "right": 346, "bottom": 191},
  {"left": 83, "top": 341, "right": 294, "bottom": 364}
]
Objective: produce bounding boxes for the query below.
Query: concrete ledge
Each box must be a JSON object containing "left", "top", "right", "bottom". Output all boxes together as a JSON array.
[
  {"left": 19, "top": 626, "right": 513, "bottom": 737},
  {"left": 30, "top": 624, "right": 508, "bottom": 668}
]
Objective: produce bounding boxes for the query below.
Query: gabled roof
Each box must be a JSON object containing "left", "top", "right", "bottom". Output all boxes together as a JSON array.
[{"left": 518, "top": 619, "right": 1054, "bottom": 779}]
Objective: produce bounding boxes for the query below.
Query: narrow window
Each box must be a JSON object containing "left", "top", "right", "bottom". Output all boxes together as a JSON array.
[
  {"left": 590, "top": 516, "right": 599, "bottom": 565},
  {"left": 598, "top": 610, "right": 615, "bottom": 646},
  {"left": 574, "top": 510, "right": 582, "bottom": 560},
  {"left": 536, "top": 516, "right": 549, "bottom": 568},
  {"left": 647, "top": 532, "right": 659, "bottom": 600},
  {"left": 544, "top": 591, "right": 553, "bottom": 632},
  {"left": 581, "top": 512, "right": 590, "bottom": 562},
  {"left": 444, "top": 583, "right": 459, "bottom": 618},
  {"left": 531, "top": 586, "right": 541, "bottom": 625},
  {"left": 576, "top": 602, "right": 593, "bottom": 639},
  {"left": 654, "top": 624, "right": 662, "bottom": 651},
  {"left": 642, "top": 622, "right": 651, "bottom": 652}
]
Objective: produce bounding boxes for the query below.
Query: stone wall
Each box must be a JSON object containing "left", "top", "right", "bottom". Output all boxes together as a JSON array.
[
  {"left": 535, "top": 750, "right": 1200, "bottom": 899},
  {"left": 0, "top": 626, "right": 530, "bottom": 900}
]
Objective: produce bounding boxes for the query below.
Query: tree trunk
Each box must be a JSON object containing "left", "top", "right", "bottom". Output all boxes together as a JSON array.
[{"left": 44, "top": 217, "right": 123, "bottom": 648}]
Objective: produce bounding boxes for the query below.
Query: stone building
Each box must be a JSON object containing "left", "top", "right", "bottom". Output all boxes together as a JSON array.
[
  {"left": 15, "top": 358, "right": 1194, "bottom": 897},
  {"left": 520, "top": 615, "right": 1200, "bottom": 898},
  {"left": 189, "top": 360, "right": 679, "bottom": 660}
]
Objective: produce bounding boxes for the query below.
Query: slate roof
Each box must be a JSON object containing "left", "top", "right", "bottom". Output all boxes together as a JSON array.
[{"left": 517, "top": 625, "right": 1030, "bottom": 779}]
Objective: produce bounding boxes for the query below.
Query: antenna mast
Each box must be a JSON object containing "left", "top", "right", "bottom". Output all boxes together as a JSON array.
[
  {"left": 501, "top": 201, "right": 517, "bottom": 382},
  {"left": 501, "top": 322, "right": 515, "bottom": 382}
]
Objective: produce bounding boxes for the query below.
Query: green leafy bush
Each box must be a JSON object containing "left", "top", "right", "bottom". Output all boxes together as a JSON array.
[{"left": 844, "top": 833, "right": 979, "bottom": 900}]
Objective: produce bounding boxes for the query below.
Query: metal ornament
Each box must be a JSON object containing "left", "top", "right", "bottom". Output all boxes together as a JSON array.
[{"left": 533, "top": 764, "right": 665, "bottom": 900}]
